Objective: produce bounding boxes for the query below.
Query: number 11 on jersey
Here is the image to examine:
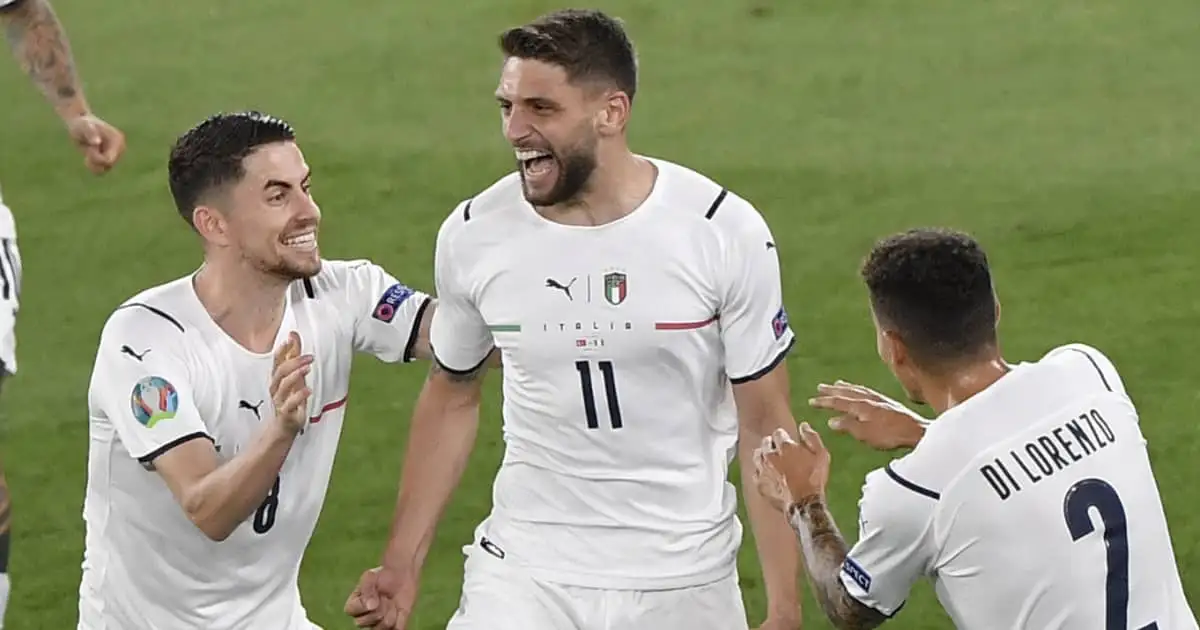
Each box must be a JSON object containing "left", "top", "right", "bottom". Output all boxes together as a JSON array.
[{"left": 575, "top": 360, "right": 623, "bottom": 430}]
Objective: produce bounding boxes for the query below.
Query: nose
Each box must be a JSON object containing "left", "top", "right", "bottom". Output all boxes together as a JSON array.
[
  {"left": 297, "top": 189, "right": 321, "bottom": 223},
  {"left": 503, "top": 109, "right": 533, "bottom": 145}
]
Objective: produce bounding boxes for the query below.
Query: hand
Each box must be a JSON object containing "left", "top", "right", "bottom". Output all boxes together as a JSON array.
[
  {"left": 269, "top": 331, "right": 312, "bottom": 434},
  {"left": 64, "top": 114, "right": 126, "bottom": 175},
  {"left": 809, "top": 380, "right": 927, "bottom": 450},
  {"left": 344, "top": 565, "right": 419, "bottom": 629},
  {"left": 754, "top": 424, "right": 831, "bottom": 510}
]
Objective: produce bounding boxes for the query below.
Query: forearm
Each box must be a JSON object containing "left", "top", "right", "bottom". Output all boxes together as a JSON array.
[
  {"left": 740, "top": 433, "right": 802, "bottom": 620},
  {"left": 181, "top": 422, "right": 296, "bottom": 540},
  {"left": 382, "top": 376, "right": 481, "bottom": 571},
  {"left": 787, "top": 497, "right": 887, "bottom": 630},
  {"left": 2, "top": 0, "right": 89, "bottom": 119}
]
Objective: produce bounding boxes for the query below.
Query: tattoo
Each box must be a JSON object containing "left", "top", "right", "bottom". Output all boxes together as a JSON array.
[
  {"left": 788, "top": 497, "right": 888, "bottom": 630},
  {"left": 429, "top": 355, "right": 489, "bottom": 384},
  {"left": 3, "top": 0, "right": 87, "bottom": 117}
]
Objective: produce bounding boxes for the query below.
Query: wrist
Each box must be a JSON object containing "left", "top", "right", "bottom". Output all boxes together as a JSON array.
[{"left": 56, "top": 102, "right": 91, "bottom": 123}]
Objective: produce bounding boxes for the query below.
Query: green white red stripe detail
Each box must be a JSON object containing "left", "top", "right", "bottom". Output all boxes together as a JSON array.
[{"left": 654, "top": 315, "right": 718, "bottom": 331}]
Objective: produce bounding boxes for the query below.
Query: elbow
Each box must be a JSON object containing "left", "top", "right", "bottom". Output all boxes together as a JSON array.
[{"left": 180, "top": 491, "right": 236, "bottom": 542}]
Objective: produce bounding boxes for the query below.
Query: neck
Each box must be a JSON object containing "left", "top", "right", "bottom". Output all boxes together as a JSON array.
[
  {"left": 920, "top": 353, "right": 1010, "bottom": 415},
  {"left": 193, "top": 255, "right": 290, "bottom": 354},
  {"left": 540, "top": 147, "right": 655, "bottom": 226}
]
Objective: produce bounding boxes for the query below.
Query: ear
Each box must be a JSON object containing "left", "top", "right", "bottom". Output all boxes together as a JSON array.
[
  {"left": 595, "top": 90, "right": 631, "bottom": 137},
  {"left": 192, "top": 205, "right": 231, "bottom": 247},
  {"left": 882, "top": 328, "right": 909, "bottom": 368},
  {"left": 994, "top": 294, "right": 1002, "bottom": 327}
]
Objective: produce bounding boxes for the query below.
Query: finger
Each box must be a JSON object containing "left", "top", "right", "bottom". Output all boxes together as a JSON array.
[
  {"left": 269, "top": 355, "right": 314, "bottom": 396},
  {"left": 344, "top": 592, "right": 368, "bottom": 616},
  {"left": 279, "top": 386, "right": 312, "bottom": 417},
  {"left": 273, "top": 335, "right": 295, "bottom": 370},
  {"left": 271, "top": 360, "right": 312, "bottom": 399},
  {"left": 353, "top": 610, "right": 383, "bottom": 628},
  {"left": 359, "top": 569, "right": 381, "bottom": 609},
  {"left": 800, "top": 422, "right": 827, "bottom": 452},
  {"left": 100, "top": 129, "right": 126, "bottom": 163}
]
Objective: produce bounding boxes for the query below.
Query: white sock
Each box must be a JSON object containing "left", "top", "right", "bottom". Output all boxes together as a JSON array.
[{"left": 0, "top": 572, "right": 10, "bottom": 628}]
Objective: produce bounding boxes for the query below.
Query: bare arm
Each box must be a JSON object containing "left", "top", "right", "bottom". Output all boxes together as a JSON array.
[
  {"left": 1, "top": 0, "right": 90, "bottom": 120},
  {"left": 381, "top": 360, "right": 486, "bottom": 573},
  {"left": 734, "top": 363, "right": 804, "bottom": 624},
  {"left": 787, "top": 497, "right": 888, "bottom": 630},
  {"left": 153, "top": 423, "right": 299, "bottom": 541}
]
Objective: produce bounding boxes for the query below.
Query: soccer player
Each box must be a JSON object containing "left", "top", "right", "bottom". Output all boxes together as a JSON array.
[
  {"left": 1, "top": 0, "right": 125, "bottom": 623},
  {"left": 753, "top": 228, "right": 1198, "bottom": 629},
  {"left": 346, "top": 9, "right": 804, "bottom": 630},
  {"left": 77, "top": 112, "right": 436, "bottom": 629}
]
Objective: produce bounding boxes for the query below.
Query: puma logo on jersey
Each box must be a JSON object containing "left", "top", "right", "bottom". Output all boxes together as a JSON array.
[
  {"left": 545, "top": 277, "right": 576, "bottom": 300},
  {"left": 120, "top": 345, "right": 150, "bottom": 361},
  {"left": 239, "top": 399, "right": 264, "bottom": 420},
  {"left": 766, "top": 241, "right": 776, "bottom": 250}
]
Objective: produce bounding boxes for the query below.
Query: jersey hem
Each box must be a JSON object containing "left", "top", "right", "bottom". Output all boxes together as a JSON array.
[
  {"left": 516, "top": 559, "right": 737, "bottom": 591},
  {"left": 432, "top": 346, "right": 493, "bottom": 375},
  {"left": 135, "top": 431, "right": 213, "bottom": 464},
  {"left": 401, "top": 296, "right": 432, "bottom": 363},
  {"left": 729, "top": 336, "right": 795, "bottom": 385}
]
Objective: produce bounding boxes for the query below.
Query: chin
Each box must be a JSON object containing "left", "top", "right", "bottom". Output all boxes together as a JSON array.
[{"left": 277, "top": 255, "right": 321, "bottom": 280}]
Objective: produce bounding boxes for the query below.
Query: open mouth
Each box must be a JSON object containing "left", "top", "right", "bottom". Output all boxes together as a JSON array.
[
  {"left": 515, "top": 148, "right": 556, "bottom": 179},
  {"left": 281, "top": 230, "right": 317, "bottom": 252}
]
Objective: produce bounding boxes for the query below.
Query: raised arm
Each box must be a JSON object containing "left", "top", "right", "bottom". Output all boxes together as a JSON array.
[
  {"left": 94, "top": 315, "right": 310, "bottom": 541},
  {"left": 1, "top": 0, "right": 125, "bottom": 172}
]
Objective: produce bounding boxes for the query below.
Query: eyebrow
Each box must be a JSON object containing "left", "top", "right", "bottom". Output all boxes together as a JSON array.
[{"left": 264, "top": 170, "right": 311, "bottom": 190}]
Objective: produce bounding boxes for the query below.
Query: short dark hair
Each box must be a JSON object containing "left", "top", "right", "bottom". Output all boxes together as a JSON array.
[
  {"left": 167, "top": 111, "right": 296, "bottom": 227},
  {"left": 861, "top": 228, "right": 998, "bottom": 367},
  {"left": 499, "top": 9, "right": 638, "bottom": 102}
]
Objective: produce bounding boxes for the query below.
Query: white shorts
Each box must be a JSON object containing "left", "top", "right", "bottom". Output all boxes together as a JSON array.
[
  {"left": 445, "top": 538, "right": 749, "bottom": 630},
  {"left": 0, "top": 202, "right": 19, "bottom": 376}
]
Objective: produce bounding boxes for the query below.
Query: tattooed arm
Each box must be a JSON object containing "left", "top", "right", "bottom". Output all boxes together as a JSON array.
[
  {"left": 1, "top": 0, "right": 89, "bottom": 119},
  {"left": 787, "top": 497, "right": 887, "bottom": 629}
]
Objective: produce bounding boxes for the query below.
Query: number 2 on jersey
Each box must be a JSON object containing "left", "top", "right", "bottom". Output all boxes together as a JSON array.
[
  {"left": 253, "top": 475, "right": 281, "bottom": 534},
  {"left": 1063, "top": 478, "right": 1157, "bottom": 630},
  {"left": 575, "top": 360, "right": 623, "bottom": 430}
]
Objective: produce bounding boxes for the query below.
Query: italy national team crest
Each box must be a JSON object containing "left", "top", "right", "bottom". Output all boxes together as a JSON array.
[
  {"left": 603, "top": 272, "right": 628, "bottom": 306},
  {"left": 130, "top": 375, "right": 179, "bottom": 428}
]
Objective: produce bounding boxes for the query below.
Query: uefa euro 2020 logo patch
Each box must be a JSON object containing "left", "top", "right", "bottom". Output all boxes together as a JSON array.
[
  {"left": 771, "top": 306, "right": 789, "bottom": 340},
  {"left": 130, "top": 375, "right": 179, "bottom": 428},
  {"left": 372, "top": 283, "right": 415, "bottom": 323}
]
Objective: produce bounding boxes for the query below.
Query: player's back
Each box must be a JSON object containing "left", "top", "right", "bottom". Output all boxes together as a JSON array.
[{"left": 892, "top": 344, "right": 1195, "bottom": 629}]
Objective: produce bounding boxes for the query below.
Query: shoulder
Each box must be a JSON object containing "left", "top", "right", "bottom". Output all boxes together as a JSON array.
[
  {"left": 652, "top": 158, "right": 772, "bottom": 244},
  {"left": 1039, "top": 342, "right": 1127, "bottom": 395},
  {"left": 295, "top": 258, "right": 375, "bottom": 297},
  {"left": 440, "top": 172, "right": 525, "bottom": 236},
  {"left": 98, "top": 278, "right": 199, "bottom": 364}
]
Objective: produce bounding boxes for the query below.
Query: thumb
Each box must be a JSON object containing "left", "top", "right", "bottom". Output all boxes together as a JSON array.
[
  {"left": 79, "top": 121, "right": 102, "bottom": 146},
  {"left": 360, "top": 571, "right": 380, "bottom": 609}
]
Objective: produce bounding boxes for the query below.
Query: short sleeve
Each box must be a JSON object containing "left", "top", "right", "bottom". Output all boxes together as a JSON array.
[
  {"left": 839, "top": 464, "right": 937, "bottom": 616},
  {"left": 714, "top": 196, "right": 795, "bottom": 383},
  {"left": 330, "top": 260, "right": 432, "bottom": 363},
  {"left": 428, "top": 203, "right": 494, "bottom": 372},
  {"left": 89, "top": 308, "right": 210, "bottom": 464}
]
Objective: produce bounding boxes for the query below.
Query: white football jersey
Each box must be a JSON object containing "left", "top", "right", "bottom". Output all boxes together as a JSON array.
[
  {"left": 430, "top": 157, "right": 795, "bottom": 590},
  {"left": 77, "top": 260, "right": 430, "bottom": 630},
  {"left": 840, "top": 343, "right": 1197, "bottom": 629}
]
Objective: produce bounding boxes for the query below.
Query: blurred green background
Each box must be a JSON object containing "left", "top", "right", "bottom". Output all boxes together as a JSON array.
[{"left": 1, "top": 0, "right": 1196, "bottom": 627}]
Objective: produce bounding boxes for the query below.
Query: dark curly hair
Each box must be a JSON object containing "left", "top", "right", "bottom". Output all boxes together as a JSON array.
[
  {"left": 861, "top": 228, "right": 998, "bottom": 366},
  {"left": 499, "top": 9, "right": 638, "bottom": 102},
  {"left": 167, "top": 111, "right": 296, "bottom": 228}
]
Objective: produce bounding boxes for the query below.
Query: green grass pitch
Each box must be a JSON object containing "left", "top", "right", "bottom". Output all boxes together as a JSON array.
[{"left": 1, "top": 0, "right": 1197, "bottom": 628}]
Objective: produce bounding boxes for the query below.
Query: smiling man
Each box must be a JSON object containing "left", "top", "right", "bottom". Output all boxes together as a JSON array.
[
  {"left": 77, "top": 111, "right": 437, "bottom": 629},
  {"left": 346, "top": 9, "right": 804, "bottom": 630}
]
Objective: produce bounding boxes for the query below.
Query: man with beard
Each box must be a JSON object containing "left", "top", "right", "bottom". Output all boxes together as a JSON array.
[
  {"left": 77, "top": 111, "right": 437, "bottom": 630},
  {"left": 346, "top": 9, "right": 804, "bottom": 630}
]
